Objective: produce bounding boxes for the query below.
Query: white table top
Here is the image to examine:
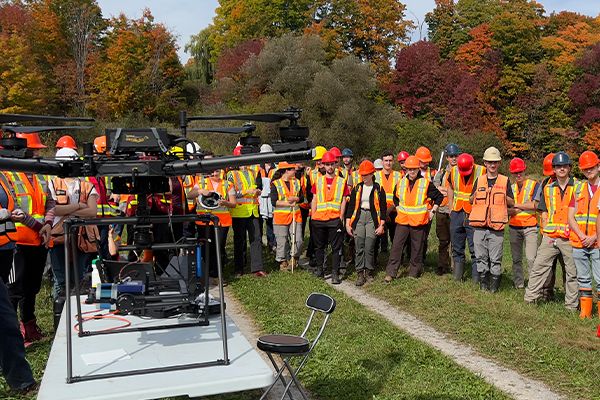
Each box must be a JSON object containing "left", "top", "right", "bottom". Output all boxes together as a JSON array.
[{"left": 38, "top": 297, "right": 273, "bottom": 400}]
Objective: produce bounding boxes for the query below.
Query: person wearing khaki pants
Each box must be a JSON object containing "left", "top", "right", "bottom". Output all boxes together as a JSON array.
[
  {"left": 524, "top": 152, "right": 578, "bottom": 310},
  {"left": 507, "top": 157, "right": 539, "bottom": 289}
]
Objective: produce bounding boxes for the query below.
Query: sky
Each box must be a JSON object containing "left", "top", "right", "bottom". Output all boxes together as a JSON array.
[{"left": 97, "top": 0, "right": 600, "bottom": 64}]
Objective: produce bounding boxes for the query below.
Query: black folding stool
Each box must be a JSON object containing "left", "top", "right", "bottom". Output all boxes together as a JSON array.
[{"left": 257, "top": 292, "right": 336, "bottom": 400}]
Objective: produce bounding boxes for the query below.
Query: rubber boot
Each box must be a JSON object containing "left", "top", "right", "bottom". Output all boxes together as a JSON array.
[
  {"left": 579, "top": 289, "right": 593, "bottom": 319},
  {"left": 490, "top": 274, "right": 501, "bottom": 293},
  {"left": 331, "top": 267, "right": 341, "bottom": 285},
  {"left": 453, "top": 262, "right": 464, "bottom": 281},
  {"left": 471, "top": 263, "right": 480, "bottom": 283},
  {"left": 479, "top": 271, "right": 490, "bottom": 291}
]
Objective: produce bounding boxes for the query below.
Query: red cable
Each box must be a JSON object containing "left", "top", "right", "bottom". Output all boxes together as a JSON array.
[{"left": 73, "top": 310, "right": 132, "bottom": 332}]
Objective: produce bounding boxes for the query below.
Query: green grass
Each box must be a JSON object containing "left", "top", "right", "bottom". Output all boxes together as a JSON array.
[
  {"left": 227, "top": 271, "right": 509, "bottom": 400},
  {"left": 359, "top": 222, "right": 600, "bottom": 400}
]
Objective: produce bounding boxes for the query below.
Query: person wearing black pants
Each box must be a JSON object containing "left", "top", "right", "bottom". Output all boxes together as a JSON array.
[
  {"left": 0, "top": 277, "right": 36, "bottom": 392},
  {"left": 11, "top": 245, "right": 48, "bottom": 327}
]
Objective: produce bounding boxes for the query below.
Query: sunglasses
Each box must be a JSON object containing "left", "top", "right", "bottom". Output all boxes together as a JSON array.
[{"left": 323, "top": 162, "right": 335, "bottom": 167}]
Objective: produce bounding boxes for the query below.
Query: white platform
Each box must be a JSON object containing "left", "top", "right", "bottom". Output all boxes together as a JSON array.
[{"left": 38, "top": 297, "right": 274, "bottom": 400}]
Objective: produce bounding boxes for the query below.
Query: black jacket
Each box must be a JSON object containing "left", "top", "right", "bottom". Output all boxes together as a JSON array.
[{"left": 345, "top": 182, "right": 387, "bottom": 230}]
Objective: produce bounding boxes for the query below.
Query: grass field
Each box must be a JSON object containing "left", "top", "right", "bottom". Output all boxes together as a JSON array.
[{"left": 1, "top": 220, "right": 599, "bottom": 399}]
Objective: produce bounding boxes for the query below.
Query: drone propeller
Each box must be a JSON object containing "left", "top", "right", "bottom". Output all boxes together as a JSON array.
[
  {"left": 1, "top": 125, "right": 94, "bottom": 134},
  {"left": 185, "top": 109, "right": 301, "bottom": 124},
  {"left": 186, "top": 125, "right": 257, "bottom": 135},
  {"left": 0, "top": 113, "right": 95, "bottom": 124}
]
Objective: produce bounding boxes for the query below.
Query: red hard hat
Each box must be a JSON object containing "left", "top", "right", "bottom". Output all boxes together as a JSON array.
[
  {"left": 321, "top": 151, "right": 336, "bottom": 164},
  {"left": 16, "top": 132, "right": 47, "bottom": 149},
  {"left": 415, "top": 146, "right": 432, "bottom": 163},
  {"left": 579, "top": 150, "right": 600, "bottom": 170},
  {"left": 233, "top": 146, "right": 242, "bottom": 156},
  {"left": 397, "top": 151, "right": 409, "bottom": 162},
  {"left": 358, "top": 160, "right": 375, "bottom": 176},
  {"left": 56, "top": 135, "right": 77, "bottom": 149},
  {"left": 509, "top": 157, "right": 526, "bottom": 173},
  {"left": 457, "top": 153, "right": 474, "bottom": 176},
  {"left": 329, "top": 147, "right": 342, "bottom": 158},
  {"left": 543, "top": 153, "right": 555, "bottom": 176}
]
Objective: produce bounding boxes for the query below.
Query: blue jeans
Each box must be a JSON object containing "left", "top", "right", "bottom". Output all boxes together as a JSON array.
[
  {"left": 0, "top": 278, "right": 35, "bottom": 390},
  {"left": 572, "top": 247, "right": 600, "bottom": 290},
  {"left": 450, "top": 210, "right": 478, "bottom": 279},
  {"left": 50, "top": 245, "right": 92, "bottom": 299}
]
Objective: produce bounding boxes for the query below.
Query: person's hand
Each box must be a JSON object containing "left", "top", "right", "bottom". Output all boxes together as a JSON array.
[
  {"left": 428, "top": 210, "right": 435, "bottom": 222},
  {"left": 582, "top": 235, "right": 597, "bottom": 248},
  {"left": 375, "top": 224, "right": 385, "bottom": 236},
  {"left": 10, "top": 209, "right": 25, "bottom": 222},
  {"left": 39, "top": 224, "right": 51, "bottom": 247},
  {"left": 508, "top": 207, "right": 517, "bottom": 217},
  {"left": 345, "top": 223, "right": 353, "bottom": 236},
  {"left": 78, "top": 202, "right": 88, "bottom": 210},
  {"left": 288, "top": 196, "right": 299, "bottom": 203}
]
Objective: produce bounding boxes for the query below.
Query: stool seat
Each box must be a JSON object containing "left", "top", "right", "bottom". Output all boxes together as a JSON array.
[{"left": 257, "top": 334, "right": 310, "bottom": 354}]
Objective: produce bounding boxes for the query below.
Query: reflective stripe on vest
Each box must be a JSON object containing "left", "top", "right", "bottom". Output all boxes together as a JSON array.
[
  {"left": 376, "top": 170, "right": 401, "bottom": 206},
  {"left": 394, "top": 177, "right": 429, "bottom": 226},
  {"left": 569, "top": 181, "right": 600, "bottom": 248},
  {"left": 450, "top": 165, "right": 484, "bottom": 213},
  {"left": 196, "top": 177, "right": 232, "bottom": 227},
  {"left": 0, "top": 172, "right": 18, "bottom": 246},
  {"left": 469, "top": 174, "right": 509, "bottom": 230},
  {"left": 542, "top": 183, "right": 574, "bottom": 238},
  {"left": 509, "top": 179, "right": 537, "bottom": 227},
  {"left": 312, "top": 175, "right": 345, "bottom": 221},
  {"left": 4, "top": 172, "right": 48, "bottom": 245},
  {"left": 272, "top": 178, "right": 302, "bottom": 225}
]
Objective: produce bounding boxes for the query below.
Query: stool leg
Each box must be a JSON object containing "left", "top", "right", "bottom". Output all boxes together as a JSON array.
[
  {"left": 279, "top": 359, "right": 309, "bottom": 400},
  {"left": 261, "top": 353, "right": 295, "bottom": 400}
]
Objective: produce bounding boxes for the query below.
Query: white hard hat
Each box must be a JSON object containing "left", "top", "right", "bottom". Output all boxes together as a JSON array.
[
  {"left": 55, "top": 147, "right": 79, "bottom": 160},
  {"left": 374, "top": 158, "right": 383, "bottom": 169},
  {"left": 186, "top": 142, "right": 201, "bottom": 154},
  {"left": 483, "top": 147, "right": 502, "bottom": 162},
  {"left": 260, "top": 144, "right": 273, "bottom": 153}
]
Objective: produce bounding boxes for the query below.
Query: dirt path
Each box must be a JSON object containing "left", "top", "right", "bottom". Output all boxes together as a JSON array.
[
  {"left": 328, "top": 280, "right": 564, "bottom": 400},
  {"left": 222, "top": 286, "right": 311, "bottom": 399}
]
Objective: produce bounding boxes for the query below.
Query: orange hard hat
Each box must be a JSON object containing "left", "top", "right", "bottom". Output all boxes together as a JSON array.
[
  {"left": 579, "top": 150, "right": 600, "bottom": 170},
  {"left": 56, "top": 135, "right": 77, "bottom": 149},
  {"left": 233, "top": 146, "right": 242, "bottom": 156},
  {"left": 509, "top": 157, "right": 526, "bottom": 174},
  {"left": 358, "top": 160, "right": 375, "bottom": 176},
  {"left": 543, "top": 153, "right": 555, "bottom": 176},
  {"left": 457, "top": 153, "right": 474, "bottom": 176},
  {"left": 16, "top": 132, "right": 47, "bottom": 149},
  {"left": 397, "top": 151, "right": 409, "bottom": 162},
  {"left": 93, "top": 136, "right": 106, "bottom": 153},
  {"left": 277, "top": 161, "right": 298, "bottom": 170},
  {"left": 404, "top": 155, "right": 420, "bottom": 169},
  {"left": 415, "top": 146, "right": 432, "bottom": 163},
  {"left": 321, "top": 151, "right": 336, "bottom": 164},
  {"left": 329, "top": 147, "right": 342, "bottom": 158}
]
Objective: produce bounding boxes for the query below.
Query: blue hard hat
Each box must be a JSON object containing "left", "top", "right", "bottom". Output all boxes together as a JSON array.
[
  {"left": 445, "top": 143, "right": 460, "bottom": 156},
  {"left": 342, "top": 148, "right": 353, "bottom": 157},
  {"left": 552, "top": 151, "right": 571, "bottom": 167}
]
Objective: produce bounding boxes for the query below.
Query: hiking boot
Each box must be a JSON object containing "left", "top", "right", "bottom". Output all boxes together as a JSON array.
[
  {"left": 365, "top": 270, "right": 374, "bottom": 284},
  {"left": 355, "top": 271, "right": 367, "bottom": 287},
  {"left": 331, "top": 269, "right": 341, "bottom": 285},
  {"left": 479, "top": 271, "right": 490, "bottom": 291},
  {"left": 279, "top": 260, "right": 288, "bottom": 271}
]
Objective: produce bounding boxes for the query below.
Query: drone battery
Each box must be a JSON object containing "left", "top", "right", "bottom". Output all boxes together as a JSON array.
[
  {"left": 117, "top": 281, "right": 145, "bottom": 294},
  {"left": 96, "top": 283, "right": 118, "bottom": 310}
]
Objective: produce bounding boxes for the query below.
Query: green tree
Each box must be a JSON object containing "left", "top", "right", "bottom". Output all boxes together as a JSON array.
[{"left": 185, "top": 27, "right": 215, "bottom": 84}]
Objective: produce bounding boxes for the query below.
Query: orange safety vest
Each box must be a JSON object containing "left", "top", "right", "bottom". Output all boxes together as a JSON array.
[
  {"left": 4, "top": 172, "right": 48, "bottom": 246},
  {"left": 196, "top": 177, "right": 232, "bottom": 227},
  {"left": 421, "top": 167, "right": 437, "bottom": 182},
  {"left": 312, "top": 174, "right": 346, "bottom": 221},
  {"left": 182, "top": 175, "right": 198, "bottom": 213},
  {"left": 469, "top": 174, "right": 509, "bottom": 231},
  {"left": 272, "top": 178, "right": 302, "bottom": 225},
  {"left": 569, "top": 181, "right": 600, "bottom": 248},
  {"left": 0, "top": 172, "right": 18, "bottom": 246},
  {"left": 350, "top": 169, "right": 362, "bottom": 189},
  {"left": 50, "top": 178, "right": 94, "bottom": 247},
  {"left": 376, "top": 170, "right": 401, "bottom": 206},
  {"left": 349, "top": 183, "right": 382, "bottom": 227},
  {"left": 542, "top": 182, "right": 574, "bottom": 239},
  {"left": 509, "top": 179, "right": 537, "bottom": 228},
  {"left": 394, "top": 177, "right": 429, "bottom": 226},
  {"left": 448, "top": 165, "right": 485, "bottom": 214}
]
